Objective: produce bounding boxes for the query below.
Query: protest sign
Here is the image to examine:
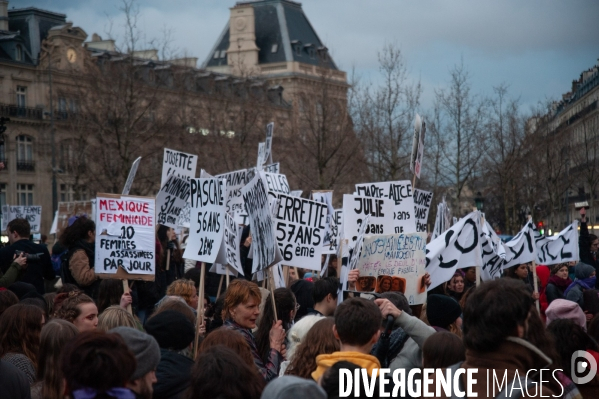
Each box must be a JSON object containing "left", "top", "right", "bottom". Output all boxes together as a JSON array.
[
  {"left": 55, "top": 201, "right": 93, "bottom": 237},
  {"left": 216, "top": 169, "right": 250, "bottom": 215},
  {"left": 342, "top": 194, "right": 394, "bottom": 249},
  {"left": 264, "top": 122, "right": 274, "bottom": 164},
  {"left": 177, "top": 203, "right": 191, "bottom": 228},
  {"left": 501, "top": 221, "right": 536, "bottom": 269},
  {"left": 262, "top": 172, "right": 290, "bottom": 200},
  {"left": 160, "top": 148, "right": 198, "bottom": 188},
  {"left": 241, "top": 173, "right": 282, "bottom": 273},
  {"left": 355, "top": 180, "right": 416, "bottom": 234},
  {"left": 534, "top": 221, "right": 579, "bottom": 266},
  {"left": 156, "top": 175, "right": 191, "bottom": 228},
  {"left": 323, "top": 209, "right": 342, "bottom": 254},
  {"left": 1, "top": 205, "right": 42, "bottom": 233},
  {"left": 49, "top": 211, "right": 58, "bottom": 235},
  {"left": 264, "top": 163, "right": 280, "bottom": 174},
  {"left": 273, "top": 194, "right": 327, "bottom": 270},
  {"left": 410, "top": 114, "right": 425, "bottom": 178},
  {"left": 432, "top": 198, "right": 452, "bottom": 240},
  {"left": 356, "top": 232, "right": 428, "bottom": 305},
  {"left": 413, "top": 189, "right": 433, "bottom": 233},
  {"left": 312, "top": 191, "right": 335, "bottom": 248},
  {"left": 209, "top": 263, "right": 239, "bottom": 277},
  {"left": 256, "top": 142, "right": 266, "bottom": 170},
  {"left": 290, "top": 190, "right": 303, "bottom": 197},
  {"left": 426, "top": 211, "right": 482, "bottom": 290},
  {"left": 95, "top": 195, "right": 156, "bottom": 280},
  {"left": 348, "top": 215, "right": 370, "bottom": 272},
  {"left": 184, "top": 178, "right": 226, "bottom": 264},
  {"left": 122, "top": 156, "right": 142, "bottom": 195},
  {"left": 214, "top": 212, "right": 244, "bottom": 275},
  {"left": 273, "top": 263, "right": 286, "bottom": 288}
]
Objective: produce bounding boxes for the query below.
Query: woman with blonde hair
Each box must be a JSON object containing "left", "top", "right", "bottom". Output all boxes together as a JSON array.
[
  {"left": 31, "top": 319, "right": 79, "bottom": 399},
  {"left": 97, "top": 305, "right": 138, "bottom": 331},
  {"left": 166, "top": 279, "right": 198, "bottom": 309}
]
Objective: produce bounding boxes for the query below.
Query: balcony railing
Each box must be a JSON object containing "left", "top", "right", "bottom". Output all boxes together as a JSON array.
[
  {"left": 0, "top": 104, "right": 43, "bottom": 120},
  {"left": 16, "top": 160, "right": 35, "bottom": 171}
]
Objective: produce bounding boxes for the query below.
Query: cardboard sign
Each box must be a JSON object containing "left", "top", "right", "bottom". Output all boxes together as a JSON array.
[
  {"left": 216, "top": 168, "right": 250, "bottom": 215},
  {"left": 323, "top": 209, "right": 342, "bottom": 254},
  {"left": 413, "top": 189, "right": 433, "bottom": 233},
  {"left": 183, "top": 178, "right": 226, "bottom": 263},
  {"left": 356, "top": 232, "right": 428, "bottom": 305},
  {"left": 216, "top": 213, "right": 244, "bottom": 275},
  {"left": 161, "top": 148, "right": 198, "bottom": 188},
  {"left": 95, "top": 195, "right": 156, "bottom": 277},
  {"left": 342, "top": 194, "right": 395, "bottom": 249},
  {"left": 273, "top": 194, "right": 327, "bottom": 270},
  {"left": 156, "top": 175, "right": 191, "bottom": 228},
  {"left": 264, "top": 122, "right": 274, "bottom": 164},
  {"left": 262, "top": 172, "right": 290, "bottom": 200},
  {"left": 410, "top": 114, "right": 425, "bottom": 178},
  {"left": 256, "top": 142, "right": 266, "bottom": 170},
  {"left": 122, "top": 156, "right": 142, "bottom": 195},
  {"left": 355, "top": 181, "right": 417, "bottom": 234},
  {"left": 55, "top": 201, "right": 93, "bottom": 237},
  {"left": 1, "top": 205, "right": 42, "bottom": 233},
  {"left": 241, "top": 173, "right": 282, "bottom": 273}
]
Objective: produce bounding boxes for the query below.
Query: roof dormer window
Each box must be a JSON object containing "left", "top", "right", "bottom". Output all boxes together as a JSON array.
[
  {"left": 305, "top": 43, "right": 315, "bottom": 59},
  {"left": 271, "top": 43, "right": 278, "bottom": 53},
  {"left": 220, "top": 50, "right": 227, "bottom": 59},
  {"left": 291, "top": 40, "right": 302, "bottom": 57},
  {"left": 15, "top": 45, "right": 23, "bottom": 61}
]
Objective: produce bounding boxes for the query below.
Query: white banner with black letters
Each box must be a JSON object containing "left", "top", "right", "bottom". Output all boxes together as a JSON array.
[
  {"left": 426, "top": 211, "right": 482, "bottom": 290},
  {"left": 355, "top": 181, "right": 417, "bottom": 234},
  {"left": 534, "top": 221, "right": 579, "bottom": 266}
]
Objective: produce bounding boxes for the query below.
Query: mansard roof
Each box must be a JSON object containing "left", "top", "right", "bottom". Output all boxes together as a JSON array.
[{"left": 203, "top": 0, "right": 337, "bottom": 70}]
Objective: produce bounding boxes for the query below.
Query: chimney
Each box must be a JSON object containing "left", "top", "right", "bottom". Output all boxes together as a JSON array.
[
  {"left": 227, "top": 3, "right": 260, "bottom": 76},
  {"left": 0, "top": 1, "right": 9, "bottom": 31}
]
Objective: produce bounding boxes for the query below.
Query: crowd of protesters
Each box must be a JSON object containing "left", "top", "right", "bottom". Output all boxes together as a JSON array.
[{"left": 1, "top": 213, "right": 599, "bottom": 398}]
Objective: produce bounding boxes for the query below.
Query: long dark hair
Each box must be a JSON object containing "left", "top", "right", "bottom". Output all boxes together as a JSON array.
[
  {"left": 96, "top": 279, "right": 124, "bottom": 314},
  {"left": 157, "top": 225, "right": 182, "bottom": 267},
  {"left": 0, "top": 304, "right": 44, "bottom": 367},
  {"left": 255, "top": 288, "right": 296, "bottom": 362},
  {"left": 60, "top": 217, "right": 95, "bottom": 249}
]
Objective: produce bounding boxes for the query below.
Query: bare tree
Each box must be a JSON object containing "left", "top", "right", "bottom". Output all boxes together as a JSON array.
[
  {"left": 434, "top": 61, "right": 489, "bottom": 214},
  {"left": 352, "top": 44, "right": 421, "bottom": 181}
]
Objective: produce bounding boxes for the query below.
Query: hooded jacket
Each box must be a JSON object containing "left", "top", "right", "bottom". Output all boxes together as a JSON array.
[
  {"left": 311, "top": 351, "right": 381, "bottom": 381},
  {"left": 152, "top": 349, "right": 194, "bottom": 399}
]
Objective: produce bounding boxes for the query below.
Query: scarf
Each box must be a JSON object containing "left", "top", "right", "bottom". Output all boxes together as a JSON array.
[
  {"left": 564, "top": 276, "right": 596, "bottom": 297},
  {"left": 547, "top": 275, "right": 572, "bottom": 290}
]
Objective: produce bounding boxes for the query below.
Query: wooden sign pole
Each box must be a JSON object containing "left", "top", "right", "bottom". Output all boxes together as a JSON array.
[
  {"left": 166, "top": 249, "right": 171, "bottom": 271},
  {"left": 122, "top": 280, "right": 132, "bottom": 315},
  {"left": 225, "top": 266, "right": 230, "bottom": 288},
  {"left": 193, "top": 262, "right": 206, "bottom": 359},
  {"left": 216, "top": 275, "right": 224, "bottom": 298}
]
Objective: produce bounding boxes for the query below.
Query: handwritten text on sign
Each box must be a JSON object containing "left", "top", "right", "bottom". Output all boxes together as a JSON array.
[
  {"left": 356, "top": 180, "right": 417, "bottom": 234},
  {"left": 184, "top": 178, "right": 226, "bottom": 263},
  {"left": 342, "top": 194, "right": 394, "bottom": 249},
  {"left": 95, "top": 196, "right": 156, "bottom": 275},
  {"left": 216, "top": 169, "right": 249, "bottom": 215},
  {"left": 274, "top": 194, "right": 327, "bottom": 270},
  {"left": 413, "top": 189, "right": 433, "bottom": 233},
  {"left": 160, "top": 148, "right": 198, "bottom": 187},
  {"left": 156, "top": 175, "right": 191, "bottom": 228},
  {"left": 1, "top": 205, "right": 42, "bottom": 233},
  {"left": 356, "top": 233, "right": 428, "bottom": 305}
]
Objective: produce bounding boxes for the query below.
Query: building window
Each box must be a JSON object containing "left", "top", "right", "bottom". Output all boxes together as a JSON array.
[
  {"left": 16, "top": 135, "right": 34, "bottom": 171},
  {"left": 17, "top": 184, "right": 34, "bottom": 205},
  {"left": 58, "top": 97, "right": 66, "bottom": 112},
  {"left": 60, "top": 184, "right": 74, "bottom": 202},
  {"left": 15, "top": 45, "right": 23, "bottom": 61},
  {"left": 271, "top": 44, "right": 278, "bottom": 53},
  {"left": 16, "top": 86, "right": 26, "bottom": 108}
]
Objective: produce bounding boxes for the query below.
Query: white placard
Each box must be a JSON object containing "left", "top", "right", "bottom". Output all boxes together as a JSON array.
[
  {"left": 215, "top": 168, "right": 250, "bottom": 215},
  {"left": 410, "top": 114, "right": 425, "bottom": 178},
  {"left": 342, "top": 194, "right": 394, "bottom": 249},
  {"left": 356, "top": 232, "right": 428, "bottom": 305},
  {"left": 273, "top": 194, "right": 327, "bottom": 270},
  {"left": 161, "top": 148, "right": 198, "bottom": 188},
  {"left": 262, "top": 172, "right": 290, "bottom": 200},
  {"left": 263, "top": 163, "right": 280, "bottom": 174},
  {"left": 184, "top": 178, "right": 226, "bottom": 263},
  {"left": 177, "top": 202, "right": 191, "bottom": 228},
  {"left": 95, "top": 196, "right": 156, "bottom": 275},
  {"left": 413, "top": 188, "right": 433, "bottom": 233},
  {"left": 323, "top": 209, "right": 342, "bottom": 254},
  {"left": 1, "top": 205, "right": 42, "bottom": 233},
  {"left": 501, "top": 220, "right": 536, "bottom": 270},
  {"left": 49, "top": 210, "right": 58, "bottom": 235},
  {"left": 156, "top": 175, "right": 191, "bottom": 228},
  {"left": 264, "top": 122, "right": 274, "bottom": 164},
  {"left": 290, "top": 190, "right": 303, "bottom": 197},
  {"left": 241, "top": 173, "right": 282, "bottom": 273},
  {"left": 535, "top": 221, "right": 579, "bottom": 266},
  {"left": 122, "top": 156, "right": 142, "bottom": 195},
  {"left": 355, "top": 180, "right": 417, "bottom": 234},
  {"left": 256, "top": 142, "right": 266, "bottom": 170},
  {"left": 209, "top": 263, "right": 239, "bottom": 277},
  {"left": 217, "top": 213, "right": 244, "bottom": 275}
]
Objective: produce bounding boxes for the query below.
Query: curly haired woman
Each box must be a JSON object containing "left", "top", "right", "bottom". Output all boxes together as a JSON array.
[{"left": 53, "top": 291, "right": 98, "bottom": 332}]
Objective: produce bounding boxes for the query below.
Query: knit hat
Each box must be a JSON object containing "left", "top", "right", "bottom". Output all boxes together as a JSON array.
[
  {"left": 261, "top": 375, "right": 327, "bottom": 399},
  {"left": 575, "top": 262, "right": 595, "bottom": 280},
  {"left": 426, "top": 294, "right": 462, "bottom": 330},
  {"left": 110, "top": 327, "right": 161, "bottom": 380},
  {"left": 545, "top": 299, "right": 587, "bottom": 331},
  {"left": 144, "top": 310, "right": 195, "bottom": 351}
]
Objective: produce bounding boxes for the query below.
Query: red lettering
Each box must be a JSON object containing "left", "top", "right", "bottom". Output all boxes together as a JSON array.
[{"left": 99, "top": 200, "right": 108, "bottom": 210}]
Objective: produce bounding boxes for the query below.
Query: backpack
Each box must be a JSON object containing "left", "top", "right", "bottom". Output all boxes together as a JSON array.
[
  {"left": 51, "top": 250, "right": 67, "bottom": 276},
  {"left": 59, "top": 250, "right": 77, "bottom": 286},
  {"left": 447, "top": 362, "right": 535, "bottom": 399}
]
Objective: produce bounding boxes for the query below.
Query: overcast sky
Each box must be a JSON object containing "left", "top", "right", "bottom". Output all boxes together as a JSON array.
[{"left": 16, "top": 0, "right": 599, "bottom": 111}]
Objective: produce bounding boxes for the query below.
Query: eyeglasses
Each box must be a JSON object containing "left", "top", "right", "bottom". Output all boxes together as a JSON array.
[{"left": 295, "top": 303, "right": 301, "bottom": 312}]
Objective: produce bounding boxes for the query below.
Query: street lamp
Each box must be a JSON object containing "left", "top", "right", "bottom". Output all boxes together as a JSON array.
[{"left": 474, "top": 191, "right": 484, "bottom": 212}]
